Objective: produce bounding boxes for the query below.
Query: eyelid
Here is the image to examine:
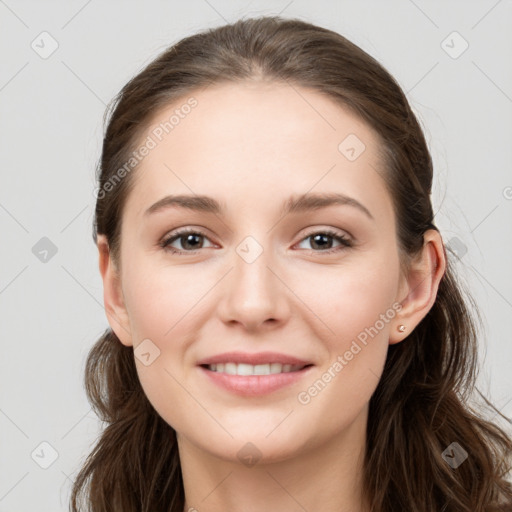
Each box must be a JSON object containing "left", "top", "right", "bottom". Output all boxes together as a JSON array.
[{"left": 296, "top": 225, "right": 353, "bottom": 242}]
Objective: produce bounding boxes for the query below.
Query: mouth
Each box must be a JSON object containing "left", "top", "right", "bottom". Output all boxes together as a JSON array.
[
  {"left": 196, "top": 351, "right": 314, "bottom": 395},
  {"left": 200, "top": 362, "right": 313, "bottom": 375},
  {"left": 198, "top": 361, "right": 315, "bottom": 396}
]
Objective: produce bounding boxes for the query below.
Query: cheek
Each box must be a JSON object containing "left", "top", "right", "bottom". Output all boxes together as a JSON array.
[
  {"left": 294, "top": 250, "right": 400, "bottom": 344},
  {"left": 121, "top": 260, "right": 206, "bottom": 430},
  {"left": 292, "top": 253, "right": 399, "bottom": 413},
  {"left": 122, "top": 256, "right": 212, "bottom": 341}
]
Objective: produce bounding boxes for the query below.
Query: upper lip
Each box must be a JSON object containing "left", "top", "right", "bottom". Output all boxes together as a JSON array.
[{"left": 197, "top": 351, "right": 313, "bottom": 367}]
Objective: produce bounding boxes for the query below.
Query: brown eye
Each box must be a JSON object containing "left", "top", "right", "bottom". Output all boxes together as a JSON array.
[
  {"left": 296, "top": 230, "right": 352, "bottom": 254},
  {"left": 161, "top": 229, "right": 214, "bottom": 254}
]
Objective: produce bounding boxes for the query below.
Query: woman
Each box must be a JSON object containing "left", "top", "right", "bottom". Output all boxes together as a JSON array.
[{"left": 71, "top": 15, "right": 512, "bottom": 511}]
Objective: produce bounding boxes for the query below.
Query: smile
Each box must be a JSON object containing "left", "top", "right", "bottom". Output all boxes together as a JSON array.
[{"left": 204, "top": 362, "right": 309, "bottom": 375}]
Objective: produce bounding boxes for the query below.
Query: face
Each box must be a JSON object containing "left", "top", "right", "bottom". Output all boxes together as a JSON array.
[{"left": 107, "top": 81, "right": 411, "bottom": 464}]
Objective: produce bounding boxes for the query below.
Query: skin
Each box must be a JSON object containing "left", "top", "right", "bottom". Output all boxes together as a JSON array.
[{"left": 97, "top": 80, "right": 446, "bottom": 512}]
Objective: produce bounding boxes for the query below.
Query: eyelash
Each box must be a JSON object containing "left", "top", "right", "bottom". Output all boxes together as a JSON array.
[{"left": 159, "top": 228, "right": 353, "bottom": 255}]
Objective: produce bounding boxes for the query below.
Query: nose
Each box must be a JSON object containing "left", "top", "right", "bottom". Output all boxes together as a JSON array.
[{"left": 217, "top": 242, "right": 291, "bottom": 332}]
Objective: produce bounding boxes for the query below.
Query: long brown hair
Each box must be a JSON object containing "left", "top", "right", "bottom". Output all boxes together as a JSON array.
[{"left": 71, "top": 16, "right": 512, "bottom": 511}]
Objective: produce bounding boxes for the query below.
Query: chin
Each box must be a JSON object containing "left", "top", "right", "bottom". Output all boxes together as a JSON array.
[{"left": 187, "top": 425, "right": 313, "bottom": 465}]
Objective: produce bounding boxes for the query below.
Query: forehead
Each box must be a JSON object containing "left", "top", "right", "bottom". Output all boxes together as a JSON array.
[{"left": 124, "top": 81, "right": 392, "bottom": 223}]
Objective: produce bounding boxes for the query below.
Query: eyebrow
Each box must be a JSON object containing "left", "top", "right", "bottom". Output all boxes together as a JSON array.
[{"left": 144, "top": 192, "right": 374, "bottom": 220}]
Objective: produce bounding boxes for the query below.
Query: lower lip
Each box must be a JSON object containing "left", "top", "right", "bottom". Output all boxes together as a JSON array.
[{"left": 198, "top": 365, "right": 314, "bottom": 396}]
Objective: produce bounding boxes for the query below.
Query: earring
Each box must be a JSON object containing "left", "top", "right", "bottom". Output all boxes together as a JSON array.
[{"left": 397, "top": 324, "right": 406, "bottom": 332}]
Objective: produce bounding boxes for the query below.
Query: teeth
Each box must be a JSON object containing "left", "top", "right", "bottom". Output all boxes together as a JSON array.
[{"left": 207, "top": 362, "right": 304, "bottom": 375}]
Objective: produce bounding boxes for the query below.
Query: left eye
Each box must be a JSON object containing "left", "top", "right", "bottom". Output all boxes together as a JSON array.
[
  {"left": 296, "top": 230, "right": 352, "bottom": 252},
  {"left": 160, "top": 229, "right": 352, "bottom": 254}
]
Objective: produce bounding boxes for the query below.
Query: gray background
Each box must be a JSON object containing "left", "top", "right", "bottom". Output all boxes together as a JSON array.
[{"left": 1, "top": 0, "right": 511, "bottom": 510}]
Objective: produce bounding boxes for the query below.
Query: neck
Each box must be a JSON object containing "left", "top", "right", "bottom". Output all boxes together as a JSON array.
[{"left": 179, "top": 404, "right": 370, "bottom": 512}]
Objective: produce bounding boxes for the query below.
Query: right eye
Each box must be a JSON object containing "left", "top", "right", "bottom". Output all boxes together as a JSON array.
[{"left": 160, "top": 229, "right": 215, "bottom": 254}]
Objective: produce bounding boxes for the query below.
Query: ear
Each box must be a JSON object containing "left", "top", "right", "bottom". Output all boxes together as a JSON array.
[
  {"left": 389, "top": 229, "right": 446, "bottom": 345},
  {"left": 97, "top": 234, "right": 133, "bottom": 347}
]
